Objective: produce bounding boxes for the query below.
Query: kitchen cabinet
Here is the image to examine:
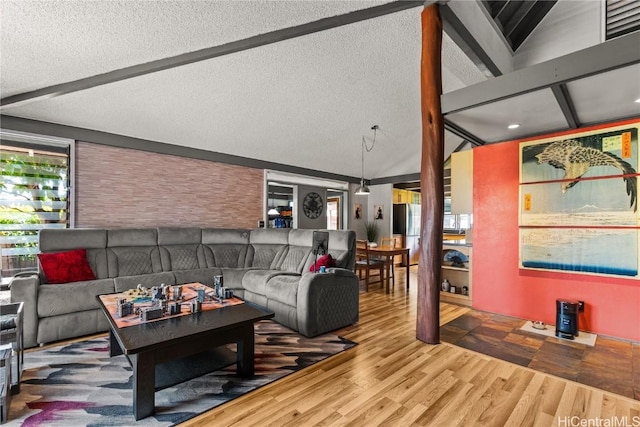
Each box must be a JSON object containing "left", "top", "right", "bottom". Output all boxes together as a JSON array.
[
  {"left": 451, "top": 150, "right": 473, "bottom": 214},
  {"left": 393, "top": 189, "right": 421, "bottom": 205}
]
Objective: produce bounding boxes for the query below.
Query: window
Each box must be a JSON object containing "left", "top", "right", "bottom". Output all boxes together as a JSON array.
[
  {"left": 0, "top": 130, "right": 74, "bottom": 278},
  {"left": 443, "top": 197, "right": 472, "bottom": 231}
]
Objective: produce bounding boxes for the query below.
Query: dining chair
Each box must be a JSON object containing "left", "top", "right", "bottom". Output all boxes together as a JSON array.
[
  {"left": 355, "top": 240, "right": 385, "bottom": 292},
  {"left": 380, "top": 237, "right": 397, "bottom": 287}
]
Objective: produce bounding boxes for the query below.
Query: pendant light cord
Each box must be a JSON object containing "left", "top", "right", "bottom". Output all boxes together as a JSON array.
[{"left": 361, "top": 125, "right": 377, "bottom": 183}]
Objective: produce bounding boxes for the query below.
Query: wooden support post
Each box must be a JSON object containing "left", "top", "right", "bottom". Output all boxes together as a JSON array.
[{"left": 416, "top": 3, "right": 444, "bottom": 344}]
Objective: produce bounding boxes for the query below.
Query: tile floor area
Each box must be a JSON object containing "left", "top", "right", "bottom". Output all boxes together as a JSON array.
[{"left": 440, "top": 309, "right": 640, "bottom": 400}]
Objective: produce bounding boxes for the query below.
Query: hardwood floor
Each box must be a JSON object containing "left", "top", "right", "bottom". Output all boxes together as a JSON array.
[{"left": 181, "top": 267, "right": 640, "bottom": 426}]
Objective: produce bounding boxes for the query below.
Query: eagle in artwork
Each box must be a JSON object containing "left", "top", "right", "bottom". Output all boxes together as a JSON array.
[{"left": 535, "top": 139, "right": 637, "bottom": 212}]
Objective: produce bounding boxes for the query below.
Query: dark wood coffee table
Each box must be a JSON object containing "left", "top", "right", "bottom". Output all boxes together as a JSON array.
[{"left": 97, "top": 293, "right": 274, "bottom": 420}]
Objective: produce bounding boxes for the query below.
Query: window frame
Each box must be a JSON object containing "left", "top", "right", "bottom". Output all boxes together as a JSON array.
[{"left": 0, "top": 129, "right": 75, "bottom": 279}]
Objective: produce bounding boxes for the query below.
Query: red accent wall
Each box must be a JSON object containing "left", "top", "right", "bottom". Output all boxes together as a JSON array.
[{"left": 472, "top": 120, "right": 640, "bottom": 342}]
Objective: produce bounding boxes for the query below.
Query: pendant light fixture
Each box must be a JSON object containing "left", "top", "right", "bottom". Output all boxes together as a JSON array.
[{"left": 355, "top": 125, "right": 378, "bottom": 196}]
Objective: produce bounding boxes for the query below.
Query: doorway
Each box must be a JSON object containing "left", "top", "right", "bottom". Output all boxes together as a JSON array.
[
  {"left": 265, "top": 170, "right": 350, "bottom": 230},
  {"left": 327, "top": 197, "right": 340, "bottom": 230}
]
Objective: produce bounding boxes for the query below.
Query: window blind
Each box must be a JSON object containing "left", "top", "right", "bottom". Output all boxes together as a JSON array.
[
  {"left": 606, "top": 0, "right": 640, "bottom": 40},
  {"left": 0, "top": 132, "right": 72, "bottom": 278}
]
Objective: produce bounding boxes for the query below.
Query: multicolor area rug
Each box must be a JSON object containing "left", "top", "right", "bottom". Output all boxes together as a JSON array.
[{"left": 7, "top": 321, "right": 356, "bottom": 426}]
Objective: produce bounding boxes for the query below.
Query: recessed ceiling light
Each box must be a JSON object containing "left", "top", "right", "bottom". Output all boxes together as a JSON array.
[
  {"left": 635, "top": 98, "right": 640, "bottom": 103},
  {"left": 508, "top": 124, "right": 520, "bottom": 129}
]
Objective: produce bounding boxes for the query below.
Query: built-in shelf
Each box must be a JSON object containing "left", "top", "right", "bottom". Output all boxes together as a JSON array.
[
  {"left": 441, "top": 243, "right": 472, "bottom": 307},
  {"left": 440, "top": 291, "right": 470, "bottom": 302},
  {"left": 441, "top": 265, "right": 469, "bottom": 272}
]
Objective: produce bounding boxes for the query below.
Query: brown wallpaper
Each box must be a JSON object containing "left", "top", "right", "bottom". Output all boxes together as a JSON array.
[{"left": 75, "top": 142, "right": 264, "bottom": 229}]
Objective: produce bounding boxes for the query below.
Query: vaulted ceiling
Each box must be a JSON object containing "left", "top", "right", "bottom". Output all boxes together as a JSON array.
[
  {"left": 1, "top": 0, "right": 639, "bottom": 185},
  {"left": 482, "top": 0, "right": 558, "bottom": 51}
]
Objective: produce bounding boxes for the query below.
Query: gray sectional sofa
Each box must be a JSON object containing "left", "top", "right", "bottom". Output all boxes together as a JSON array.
[{"left": 9, "top": 227, "right": 359, "bottom": 348}]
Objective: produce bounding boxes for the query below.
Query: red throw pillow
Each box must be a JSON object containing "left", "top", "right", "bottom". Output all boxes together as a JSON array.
[
  {"left": 310, "top": 254, "right": 335, "bottom": 272},
  {"left": 37, "top": 249, "right": 96, "bottom": 284}
]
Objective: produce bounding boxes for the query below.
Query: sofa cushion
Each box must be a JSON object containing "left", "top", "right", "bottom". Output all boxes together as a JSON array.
[
  {"left": 220, "top": 268, "right": 254, "bottom": 290},
  {"left": 173, "top": 268, "right": 222, "bottom": 287},
  {"left": 202, "top": 228, "right": 250, "bottom": 245},
  {"left": 160, "top": 245, "right": 202, "bottom": 271},
  {"left": 108, "top": 247, "right": 162, "bottom": 277},
  {"left": 279, "top": 246, "right": 313, "bottom": 273},
  {"left": 39, "top": 228, "right": 107, "bottom": 252},
  {"left": 158, "top": 227, "right": 202, "bottom": 245},
  {"left": 107, "top": 229, "right": 162, "bottom": 277},
  {"left": 37, "top": 249, "right": 97, "bottom": 284},
  {"left": 39, "top": 228, "right": 109, "bottom": 279},
  {"left": 201, "top": 229, "right": 250, "bottom": 268},
  {"left": 37, "top": 278, "right": 115, "bottom": 317},
  {"left": 108, "top": 228, "right": 158, "bottom": 246},
  {"left": 242, "top": 270, "right": 298, "bottom": 296},
  {"left": 158, "top": 227, "right": 206, "bottom": 271},
  {"left": 247, "top": 228, "right": 289, "bottom": 269},
  {"left": 37, "top": 309, "right": 110, "bottom": 346},
  {"left": 85, "top": 248, "right": 109, "bottom": 280},
  {"left": 327, "top": 230, "right": 356, "bottom": 270},
  {"left": 248, "top": 244, "right": 288, "bottom": 269},
  {"left": 266, "top": 274, "right": 300, "bottom": 307},
  {"left": 302, "top": 230, "right": 355, "bottom": 271},
  {"left": 249, "top": 228, "right": 290, "bottom": 245},
  {"left": 203, "top": 244, "right": 248, "bottom": 268}
]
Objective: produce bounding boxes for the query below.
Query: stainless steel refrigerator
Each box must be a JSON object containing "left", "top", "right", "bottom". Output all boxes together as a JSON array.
[{"left": 392, "top": 203, "right": 421, "bottom": 265}]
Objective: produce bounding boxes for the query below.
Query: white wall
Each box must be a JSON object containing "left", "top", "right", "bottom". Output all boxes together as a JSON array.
[
  {"left": 347, "top": 183, "right": 393, "bottom": 243},
  {"left": 514, "top": 0, "right": 602, "bottom": 70},
  {"left": 350, "top": 183, "right": 368, "bottom": 240},
  {"left": 297, "top": 185, "right": 327, "bottom": 229},
  {"left": 367, "top": 183, "right": 393, "bottom": 244}
]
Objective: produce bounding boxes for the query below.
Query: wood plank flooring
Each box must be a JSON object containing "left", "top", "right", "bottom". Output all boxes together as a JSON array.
[{"left": 181, "top": 267, "right": 640, "bottom": 426}]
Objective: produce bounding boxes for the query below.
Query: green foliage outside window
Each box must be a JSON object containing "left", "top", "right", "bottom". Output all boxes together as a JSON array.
[{"left": 1, "top": 144, "right": 69, "bottom": 276}]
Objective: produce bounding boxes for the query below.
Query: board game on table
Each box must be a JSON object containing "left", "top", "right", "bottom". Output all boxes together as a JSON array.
[{"left": 98, "top": 282, "right": 244, "bottom": 328}]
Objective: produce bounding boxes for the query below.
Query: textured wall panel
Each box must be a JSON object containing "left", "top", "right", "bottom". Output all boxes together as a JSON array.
[{"left": 75, "top": 142, "right": 263, "bottom": 228}]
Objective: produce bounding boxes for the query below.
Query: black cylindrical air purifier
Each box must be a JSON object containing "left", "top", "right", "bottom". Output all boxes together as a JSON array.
[{"left": 555, "top": 299, "right": 579, "bottom": 339}]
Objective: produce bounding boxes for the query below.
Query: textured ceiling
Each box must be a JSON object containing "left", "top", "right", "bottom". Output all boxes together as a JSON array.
[
  {"left": 0, "top": 0, "right": 484, "bottom": 181},
  {"left": 3, "top": 1, "right": 636, "bottom": 184},
  {"left": 1, "top": 0, "right": 391, "bottom": 97}
]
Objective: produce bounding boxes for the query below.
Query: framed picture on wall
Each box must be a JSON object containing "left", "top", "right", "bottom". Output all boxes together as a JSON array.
[
  {"left": 374, "top": 205, "right": 384, "bottom": 220},
  {"left": 354, "top": 203, "right": 362, "bottom": 220},
  {"left": 518, "top": 121, "right": 640, "bottom": 278}
]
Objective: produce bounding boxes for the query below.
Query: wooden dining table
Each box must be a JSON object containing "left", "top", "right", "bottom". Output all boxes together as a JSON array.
[{"left": 366, "top": 245, "right": 410, "bottom": 292}]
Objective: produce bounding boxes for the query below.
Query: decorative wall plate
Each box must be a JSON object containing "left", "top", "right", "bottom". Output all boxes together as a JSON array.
[{"left": 302, "top": 192, "right": 323, "bottom": 219}]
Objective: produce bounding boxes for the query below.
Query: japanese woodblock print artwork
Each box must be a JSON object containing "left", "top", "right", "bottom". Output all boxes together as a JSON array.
[{"left": 519, "top": 122, "right": 640, "bottom": 277}]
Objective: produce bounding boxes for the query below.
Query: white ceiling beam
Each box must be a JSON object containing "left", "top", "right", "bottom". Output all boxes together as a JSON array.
[
  {"left": 444, "top": 119, "right": 485, "bottom": 146},
  {"left": 441, "top": 31, "right": 640, "bottom": 115},
  {"left": 440, "top": 0, "right": 514, "bottom": 77},
  {"left": 550, "top": 84, "right": 580, "bottom": 129}
]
